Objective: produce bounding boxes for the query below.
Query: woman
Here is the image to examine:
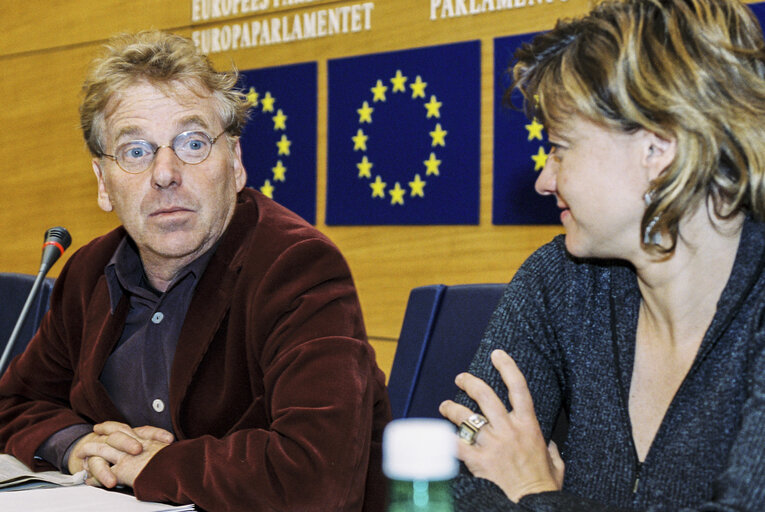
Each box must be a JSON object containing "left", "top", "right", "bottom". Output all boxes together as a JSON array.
[{"left": 439, "top": 0, "right": 765, "bottom": 510}]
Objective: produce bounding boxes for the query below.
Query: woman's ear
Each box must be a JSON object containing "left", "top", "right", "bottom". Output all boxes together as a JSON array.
[{"left": 643, "top": 131, "right": 677, "bottom": 181}]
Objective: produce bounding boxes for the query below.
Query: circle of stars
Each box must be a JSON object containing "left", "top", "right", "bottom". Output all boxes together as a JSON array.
[
  {"left": 351, "top": 69, "right": 446, "bottom": 206},
  {"left": 246, "top": 86, "right": 292, "bottom": 199}
]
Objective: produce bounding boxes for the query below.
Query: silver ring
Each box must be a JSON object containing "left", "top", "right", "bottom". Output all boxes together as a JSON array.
[{"left": 458, "top": 413, "right": 489, "bottom": 445}]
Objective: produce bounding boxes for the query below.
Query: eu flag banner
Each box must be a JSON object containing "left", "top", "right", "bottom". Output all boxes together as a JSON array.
[
  {"left": 493, "top": 32, "right": 561, "bottom": 225},
  {"left": 752, "top": 2, "right": 765, "bottom": 25},
  {"left": 326, "top": 41, "right": 481, "bottom": 225},
  {"left": 239, "top": 63, "right": 317, "bottom": 224}
]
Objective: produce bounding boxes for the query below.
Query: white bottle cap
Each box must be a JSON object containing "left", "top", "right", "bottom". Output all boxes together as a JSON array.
[{"left": 383, "top": 418, "right": 459, "bottom": 481}]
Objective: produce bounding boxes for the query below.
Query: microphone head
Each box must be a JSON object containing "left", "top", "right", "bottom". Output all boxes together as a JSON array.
[
  {"left": 40, "top": 226, "right": 72, "bottom": 273},
  {"left": 44, "top": 226, "right": 72, "bottom": 250}
]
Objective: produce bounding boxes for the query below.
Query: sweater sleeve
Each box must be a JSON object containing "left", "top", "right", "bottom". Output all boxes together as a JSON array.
[
  {"left": 452, "top": 239, "right": 571, "bottom": 511},
  {"left": 132, "top": 235, "right": 389, "bottom": 512}
]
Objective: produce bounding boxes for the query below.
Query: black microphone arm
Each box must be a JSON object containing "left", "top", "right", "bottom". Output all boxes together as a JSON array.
[{"left": 0, "top": 227, "right": 71, "bottom": 374}]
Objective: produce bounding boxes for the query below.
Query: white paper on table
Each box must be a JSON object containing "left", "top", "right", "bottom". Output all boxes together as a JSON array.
[{"left": 0, "top": 484, "right": 195, "bottom": 511}]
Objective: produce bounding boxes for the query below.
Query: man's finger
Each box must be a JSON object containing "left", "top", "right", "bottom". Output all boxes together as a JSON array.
[
  {"left": 93, "top": 421, "right": 138, "bottom": 438},
  {"left": 102, "top": 430, "right": 143, "bottom": 455},
  {"left": 85, "top": 455, "right": 117, "bottom": 488},
  {"left": 133, "top": 425, "right": 175, "bottom": 444},
  {"left": 75, "top": 440, "right": 128, "bottom": 465}
]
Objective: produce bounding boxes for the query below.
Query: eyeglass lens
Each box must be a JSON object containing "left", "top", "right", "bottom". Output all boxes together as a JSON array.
[{"left": 114, "top": 131, "right": 215, "bottom": 172}]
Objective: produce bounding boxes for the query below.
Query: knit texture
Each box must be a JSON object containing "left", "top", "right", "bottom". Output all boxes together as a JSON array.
[{"left": 453, "top": 218, "right": 765, "bottom": 511}]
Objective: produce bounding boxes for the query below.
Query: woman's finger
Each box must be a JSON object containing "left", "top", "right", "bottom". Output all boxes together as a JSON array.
[
  {"left": 491, "top": 350, "right": 536, "bottom": 420},
  {"left": 455, "top": 371, "right": 512, "bottom": 424},
  {"left": 439, "top": 399, "right": 476, "bottom": 427},
  {"left": 547, "top": 440, "right": 565, "bottom": 488}
]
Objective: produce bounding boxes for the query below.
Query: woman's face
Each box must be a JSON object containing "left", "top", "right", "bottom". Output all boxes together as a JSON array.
[{"left": 534, "top": 115, "right": 670, "bottom": 261}]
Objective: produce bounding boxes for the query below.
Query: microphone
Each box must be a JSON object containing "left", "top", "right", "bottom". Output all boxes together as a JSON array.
[
  {"left": 40, "top": 227, "right": 72, "bottom": 274},
  {"left": 0, "top": 227, "right": 71, "bottom": 375}
]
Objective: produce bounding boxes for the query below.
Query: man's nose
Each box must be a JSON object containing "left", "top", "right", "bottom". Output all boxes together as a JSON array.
[{"left": 150, "top": 146, "right": 183, "bottom": 189}]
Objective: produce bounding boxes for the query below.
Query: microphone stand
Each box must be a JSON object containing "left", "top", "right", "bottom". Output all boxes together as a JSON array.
[
  {"left": 0, "top": 270, "right": 49, "bottom": 375},
  {"left": 0, "top": 227, "right": 71, "bottom": 375}
]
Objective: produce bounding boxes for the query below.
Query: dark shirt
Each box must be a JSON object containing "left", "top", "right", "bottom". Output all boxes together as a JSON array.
[{"left": 37, "top": 237, "right": 215, "bottom": 471}]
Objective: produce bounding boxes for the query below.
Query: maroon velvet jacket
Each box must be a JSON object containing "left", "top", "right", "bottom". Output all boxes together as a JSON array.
[{"left": 0, "top": 188, "right": 391, "bottom": 512}]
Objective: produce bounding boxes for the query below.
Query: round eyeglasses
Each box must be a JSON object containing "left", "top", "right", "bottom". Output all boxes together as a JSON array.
[{"left": 100, "top": 130, "right": 227, "bottom": 173}]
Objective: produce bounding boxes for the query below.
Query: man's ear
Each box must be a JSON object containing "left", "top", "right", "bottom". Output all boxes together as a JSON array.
[
  {"left": 232, "top": 139, "right": 247, "bottom": 192},
  {"left": 92, "top": 159, "right": 114, "bottom": 212},
  {"left": 643, "top": 131, "right": 677, "bottom": 181}
]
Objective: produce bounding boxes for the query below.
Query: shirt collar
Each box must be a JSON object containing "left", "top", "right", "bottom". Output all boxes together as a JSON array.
[{"left": 104, "top": 236, "right": 218, "bottom": 313}]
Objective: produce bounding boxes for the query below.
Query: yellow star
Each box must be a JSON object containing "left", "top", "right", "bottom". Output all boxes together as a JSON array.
[
  {"left": 370, "top": 175, "right": 386, "bottom": 198},
  {"left": 246, "top": 87, "right": 259, "bottom": 106},
  {"left": 272, "top": 160, "right": 287, "bottom": 181},
  {"left": 424, "top": 95, "right": 442, "bottom": 119},
  {"left": 410, "top": 75, "right": 427, "bottom": 99},
  {"left": 531, "top": 146, "right": 548, "bottom": 171},
  {"left": 276, "top": 134, "right": 291, "bottom": 156},
  {"left": 352, "top": 129, "right": 368, "bottom": 151},
  {"left": 390, "top": 70, "right": 407, "bottom": 93},
  {"left": 371, "top": 80, "right": 388, "bottom": 102},
  {"left": 272, "top": 109, "right": 287, "bottom": 130},
  {"left": 389, "top": 182, "right": 405, "bottom": 205},
  {"left": 357, "top": 101, "right": 374, "bottom": 124},
  {"left": 261, "top": 91, "right": 275, "bottom": 112},
  {"left": 429, "top": 123, "right": 447, "bottom": 147},
  {"left": 260, "top": 179, "right": 274, "bottom": 198},
  {"left": 424, "top": 152, "right": 441, "bottom": 176},
  {"left": 357, "top": 156, "right": 373, "bottom": 178},
  {"left": 526, "top": 118, "right": 544, "bottom": 141},
  {"left": 409, "top": 174, "right": 426, "bottom": 197}
]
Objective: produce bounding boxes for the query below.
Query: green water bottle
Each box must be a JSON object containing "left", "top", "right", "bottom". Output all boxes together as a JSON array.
[{"left": 383, "top": 418, "right": 458, "bottom": 512}]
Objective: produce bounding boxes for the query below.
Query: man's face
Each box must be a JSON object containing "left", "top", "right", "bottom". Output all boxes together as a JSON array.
[{"left": 92, "top": 80, "right": 246, "bottom": 271}]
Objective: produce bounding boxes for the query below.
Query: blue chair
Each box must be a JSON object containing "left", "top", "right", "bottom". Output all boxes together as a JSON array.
[
  {"left": 388, "top": 283, "right": 568, "bottom": 445},
  {"left": 0, "top": 273, "right": 55, "bottom": 374},
  {"left": 388, "top": 284, "right": 506, "bottom": 419}
]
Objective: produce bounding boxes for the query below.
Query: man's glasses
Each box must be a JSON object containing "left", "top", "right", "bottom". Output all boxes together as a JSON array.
[{"left": 100, "top": 130, "right": 226, "bottom": 173}]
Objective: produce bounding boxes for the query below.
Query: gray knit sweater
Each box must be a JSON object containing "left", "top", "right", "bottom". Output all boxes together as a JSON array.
[{"left": 453, "top": 217, "right": 765, "bottom": 511}]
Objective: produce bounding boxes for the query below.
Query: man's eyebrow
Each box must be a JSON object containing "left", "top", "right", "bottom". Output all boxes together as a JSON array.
[
  {"left": 176, "top": 116, "right": 212, "bottom": 132},
  {"left": 113, "top": 126, "right": 145, "bottom": 144}
]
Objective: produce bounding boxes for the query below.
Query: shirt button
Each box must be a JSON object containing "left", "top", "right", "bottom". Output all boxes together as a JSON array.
[
  {"left": 152, "top": 399, "right": 165, "bottom": 413},
  {"left": 152, "top": 312, "right": 164, "bottom": 324}
]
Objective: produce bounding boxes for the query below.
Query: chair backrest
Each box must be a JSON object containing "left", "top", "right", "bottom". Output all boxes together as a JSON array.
[
  {"left": 388, "top": 283, "right": 506, "bottom": 419},
  {"left": 0, "top": 273, "right": 56, "bottom": 373}
]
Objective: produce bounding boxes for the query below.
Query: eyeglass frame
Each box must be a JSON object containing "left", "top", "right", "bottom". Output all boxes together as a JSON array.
[{"left": 98, "top": 129, "right": 228, "bottom": 173}]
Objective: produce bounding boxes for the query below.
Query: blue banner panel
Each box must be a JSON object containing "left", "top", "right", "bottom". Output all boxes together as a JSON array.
[
  {"left": 239, "top": 63, "right": 317, "bottom": 224},
  {"left": 493, "top": 32, "right": 560, "bottom": 225},
  {"left": 752, "top": 1, "right": 765, "bottom": 25},
  {"left": 326, "top": 41, "right": 481, "bottom": 225}
]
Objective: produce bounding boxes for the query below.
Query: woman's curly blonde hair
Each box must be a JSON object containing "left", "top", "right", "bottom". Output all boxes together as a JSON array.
[{"left": 511, "top": 0, "right": 765, "bottom": 252}]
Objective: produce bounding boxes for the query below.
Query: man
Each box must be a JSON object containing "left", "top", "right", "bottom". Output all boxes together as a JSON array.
[{"left": 0, "top": 30, "right": 391, "bottom": 511}]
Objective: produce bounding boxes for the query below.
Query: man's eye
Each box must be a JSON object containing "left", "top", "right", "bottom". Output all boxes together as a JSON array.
[{"left": 121, "top": 143, "right": 151, "bottom": 160}]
